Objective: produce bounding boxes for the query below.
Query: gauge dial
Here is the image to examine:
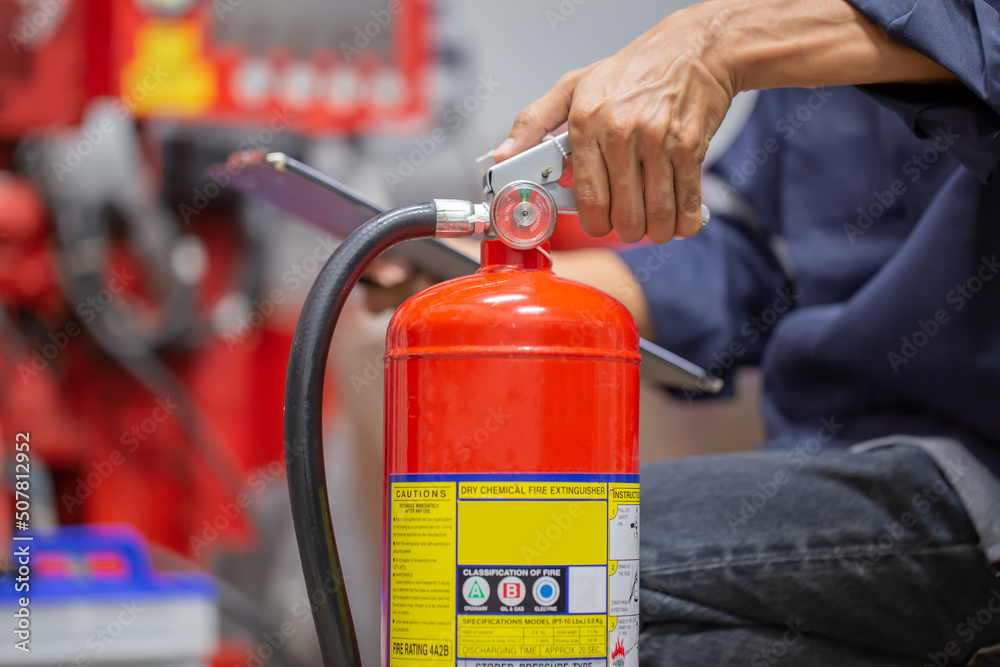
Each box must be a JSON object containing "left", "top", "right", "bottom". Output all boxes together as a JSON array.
[{"left": 490, "top": 181, "right": 557, "bottom": 250}]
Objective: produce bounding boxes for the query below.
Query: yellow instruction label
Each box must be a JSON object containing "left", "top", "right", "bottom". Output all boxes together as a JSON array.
[
  {"left": 459, "top": 481, "right": 608, "bottom": 500},
  {"left": 387, "top": 474, "right": 640, "bottom": 667},
  {"left": 458, "top": 616, "right": 606, "bottom": 658},
  {"left": 458, "top": 500, "right": 606, "bottom": 566},
  {"left": 389, "top": 483, "right": 456, "bottom": 664},
  {"left": 609, "top": 483, "right": 640, "bottom": 519}
]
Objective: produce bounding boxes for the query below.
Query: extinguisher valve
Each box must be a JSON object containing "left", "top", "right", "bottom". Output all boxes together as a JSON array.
[
  {"left": 489, "top": 181, "right": 558, "bottom": 250},
  {"left": 433, "top": 183, "right": 560, "bottom": 250},
  {"left": 433, "top": 199, "right": 490, "bottom": 237}
]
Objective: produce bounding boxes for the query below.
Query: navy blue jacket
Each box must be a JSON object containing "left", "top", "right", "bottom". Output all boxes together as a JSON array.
[{"left": 617, "top": 0, "right": 1000, "bottom": 474}]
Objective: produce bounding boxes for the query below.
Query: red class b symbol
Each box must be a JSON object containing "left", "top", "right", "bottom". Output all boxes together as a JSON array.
[{"left": 498, "top": 576, "right": 526, "bottom": 606}]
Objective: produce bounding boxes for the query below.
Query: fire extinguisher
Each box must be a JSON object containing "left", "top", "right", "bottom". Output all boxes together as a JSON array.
[{"left": 285, "top": 134, "right": 647, "bottom": 667}]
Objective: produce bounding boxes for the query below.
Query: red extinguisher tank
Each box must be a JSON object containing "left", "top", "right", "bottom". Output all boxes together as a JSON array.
[{"left": 383, "top": 239, "right": 641, "bottom": 667}]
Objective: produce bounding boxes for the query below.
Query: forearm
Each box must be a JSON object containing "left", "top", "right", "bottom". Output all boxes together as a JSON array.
[{"left": 692, "top": 0, "right": 954, "bottom": 93}]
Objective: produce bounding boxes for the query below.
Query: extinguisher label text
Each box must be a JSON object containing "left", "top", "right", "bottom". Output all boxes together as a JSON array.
[{"left": 387, "top": 474, "right": 640, "bottom": 667}]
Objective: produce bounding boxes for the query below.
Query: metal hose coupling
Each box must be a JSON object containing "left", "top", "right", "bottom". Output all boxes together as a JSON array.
[{"left": 433, "top": 199, "right": 490, "bottom": 237}]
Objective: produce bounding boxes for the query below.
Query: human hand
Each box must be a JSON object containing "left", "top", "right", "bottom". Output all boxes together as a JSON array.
[
  {"left": 494, "top": 0, "right": 956, "bottom": 245},
  {"left": 494, "top": 2, "right": 737, "bottom": 244}
]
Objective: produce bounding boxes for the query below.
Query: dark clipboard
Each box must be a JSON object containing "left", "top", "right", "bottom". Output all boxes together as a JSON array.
[{"left": 210, "top": 151, "right": 723, "bottom": 393}]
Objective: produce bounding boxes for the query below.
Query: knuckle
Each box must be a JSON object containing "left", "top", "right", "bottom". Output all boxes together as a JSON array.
[
  {"left": 573, "top": 184, "right": 607, "bottom": 212},
  {"left": 645, "top": 201, "right": 674, "bottom": 226},
  {"left": 674, "top": 129, "right": 702, "bottom": 155},
  {"left": 679, "top": 189, "right": 702, "bottom": 214},
  {"left": 645, "top": 189, "right": 678, "bottom": 243},
  {"left": 647, "top": 208, "right": 677, "bottom": 242},
  {"left": 604, "top": 115, "right": 634, "bottom": 144},
  {"left": 611, "top": 213, "right": 646, "bottom": 240},
  {"left": 556, "top": 71, "right": 577, "bottom": 89},
  {"left": 638, "top": 118, "right": 669, "bottom": 144},
  {"left": 610, "top": 207, "right": 645, "bottom": 242},
  {"left": 609, "top": 208, "right": 636, "bottom": 231},
  {"left": 567, "top": 114, "right": 591, "bottom": 140},
  {"left": 569, "top": 101, "right": 600, "bottom": 127},
  {"left": 513, "top": 105, "right": 541, "bottom": 131}
]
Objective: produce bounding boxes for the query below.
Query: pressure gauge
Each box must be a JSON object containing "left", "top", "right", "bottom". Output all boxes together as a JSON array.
[{"left": 489, "top": 181, "right": 557, "bottom": 250}]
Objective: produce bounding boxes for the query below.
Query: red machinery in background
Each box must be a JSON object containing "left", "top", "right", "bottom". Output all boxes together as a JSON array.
[
  {"left": 107, "top": 0, "right": 432, "bottom": 133},
  {"left": 0, "top": 1, "right": 435, "bottom": 664},
  {"left": 0, "top": 0, "right": 89, "bottom": 141},
  {"left": 1, "top": 0, "right": 432, "bottom": 139},
  {"left": 0, "top": 0, "right": 434, "bottom": 558}
]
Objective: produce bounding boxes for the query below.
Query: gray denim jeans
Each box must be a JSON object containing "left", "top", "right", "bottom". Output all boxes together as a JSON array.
[{"left": 638, "top": 441, "right": 1000, "bottom": 666}]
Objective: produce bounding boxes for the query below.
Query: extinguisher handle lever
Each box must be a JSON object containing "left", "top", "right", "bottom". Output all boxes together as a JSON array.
[
  {"left": 483, "top": 131, "right": 710, "bottom": 226},
  {"left": 484, "top": 132, "right": 575, "bottom": 211}
]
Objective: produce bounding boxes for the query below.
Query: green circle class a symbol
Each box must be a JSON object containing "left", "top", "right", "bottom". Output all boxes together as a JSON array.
[{"left": 462, "top": 575, "right": 491, "bottom": 604}]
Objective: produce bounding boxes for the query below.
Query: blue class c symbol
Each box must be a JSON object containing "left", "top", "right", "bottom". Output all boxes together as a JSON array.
[{"left": 532, "top": 576, "right": 560, "bottom": 606}]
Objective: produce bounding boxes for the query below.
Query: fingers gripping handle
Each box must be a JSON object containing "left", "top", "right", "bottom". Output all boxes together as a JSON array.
[{"left": 485, "top": 131, "right": 711, "bottom": 229}]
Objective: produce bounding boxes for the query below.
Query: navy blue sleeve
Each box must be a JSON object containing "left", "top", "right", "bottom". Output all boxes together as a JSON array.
[{"left": 846, "top": 0, "right": 1000, "bottom": 181}]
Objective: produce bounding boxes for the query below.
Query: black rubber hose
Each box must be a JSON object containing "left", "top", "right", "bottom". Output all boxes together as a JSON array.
[{"left": 284, "top": 203, "right": 438, "bottom": 667}]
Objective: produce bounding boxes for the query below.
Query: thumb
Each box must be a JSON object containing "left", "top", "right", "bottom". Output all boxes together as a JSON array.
[{"left": 493, "top": 68, "right": 584, "bottom": 163}]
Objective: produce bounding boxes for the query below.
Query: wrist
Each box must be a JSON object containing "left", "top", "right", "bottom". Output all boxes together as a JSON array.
[{"left": 677, "top": 0, "right": 753, "bottom": 95}]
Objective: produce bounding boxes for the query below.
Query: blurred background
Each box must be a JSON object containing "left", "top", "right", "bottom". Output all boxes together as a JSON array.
[{"left": 0, "top": 0, "right": 761, "bottom": 665}]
